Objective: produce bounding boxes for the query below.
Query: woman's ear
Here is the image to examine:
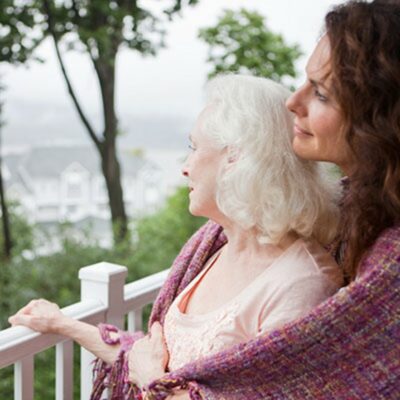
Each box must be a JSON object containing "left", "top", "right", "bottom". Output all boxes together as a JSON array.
[{"left": 227, "top": 146, "right": 239, "bottom": 164}]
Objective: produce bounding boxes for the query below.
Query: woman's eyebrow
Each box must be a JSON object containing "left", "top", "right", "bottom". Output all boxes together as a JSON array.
[
  {"left": 309, "top": 77, "right": 330, "bottom": 91},
  {"left": 310, "top": 78, "right": 321, "bottom": 87}
]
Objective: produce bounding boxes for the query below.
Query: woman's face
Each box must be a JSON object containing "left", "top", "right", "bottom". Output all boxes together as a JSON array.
[
  {"left": 286, "top": 35, "right": 354, "bottom": 174},
  {"left": 182, "top": 108, "right": 226, "bottom": 220}
]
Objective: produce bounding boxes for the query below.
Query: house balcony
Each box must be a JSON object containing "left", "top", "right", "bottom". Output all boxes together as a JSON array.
[{"left": 0, "top": 263, "right": 169, "bottom": 400}]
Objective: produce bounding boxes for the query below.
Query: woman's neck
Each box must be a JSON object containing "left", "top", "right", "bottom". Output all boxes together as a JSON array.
[{"left": 220, "top": 224, "right": 299, "bottom": 267}]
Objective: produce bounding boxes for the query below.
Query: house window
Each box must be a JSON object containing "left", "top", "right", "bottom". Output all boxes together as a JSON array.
[
  {"left": 65, "top": 174, "right": 83, "bottom": 199},
  {"left": 67, "top": 205, "right": 78, "bottom": 215},
  {"left": 67, "top": 181, "right": 82, "bottom": 199}
]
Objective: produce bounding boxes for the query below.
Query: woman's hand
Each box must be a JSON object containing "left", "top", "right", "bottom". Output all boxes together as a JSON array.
[
  {"left": 128, "top": 322, "right": 169, "bottom": 388},
  {"left": 8, "top": 299, "right": 67, "bottom": 334},
  {"left": 9, "top": 299, "right": 121, "bottom": 365}
]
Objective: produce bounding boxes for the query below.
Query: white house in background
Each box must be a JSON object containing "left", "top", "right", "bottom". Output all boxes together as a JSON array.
[{"left": 2, "top": 145, "right": 165, "bottom": 225}]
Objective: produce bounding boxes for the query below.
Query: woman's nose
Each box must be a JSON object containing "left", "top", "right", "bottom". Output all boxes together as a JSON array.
[
  {"left": 181, "top": 161, "right": 189, "bottom": 177},
  {"left": 286, "top": 85, "right": 306, "bottom": 116},
  {"left": 285, "top": 91, "right": 298, "bottom": 114}
]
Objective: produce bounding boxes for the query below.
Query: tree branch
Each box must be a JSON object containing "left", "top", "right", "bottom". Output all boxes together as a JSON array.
[{"left": 42, "top": 0, "right": 102, "bottom": 151}]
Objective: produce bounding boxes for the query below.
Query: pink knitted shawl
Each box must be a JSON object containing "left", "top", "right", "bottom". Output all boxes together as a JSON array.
[{"left": 91, "top": 220, "right": 400, "bottom": 399}]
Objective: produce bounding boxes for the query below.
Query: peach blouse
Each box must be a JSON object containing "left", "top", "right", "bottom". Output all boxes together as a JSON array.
[{"left": 164, "top": 238, "right": 343, "bottom": 371}]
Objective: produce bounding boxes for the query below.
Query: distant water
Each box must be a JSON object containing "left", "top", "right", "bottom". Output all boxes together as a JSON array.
[{"left": 2, "top": 105, "right": 192, "bottom": 151}]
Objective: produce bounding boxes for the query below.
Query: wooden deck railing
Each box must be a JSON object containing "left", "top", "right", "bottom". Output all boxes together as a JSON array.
[{"left": 0, "top": 262, "right": 169, "bottom": 400}]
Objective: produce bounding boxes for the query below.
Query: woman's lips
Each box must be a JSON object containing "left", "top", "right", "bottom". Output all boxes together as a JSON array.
[{"left": 294, "top": 124, "right": 313, "bottom": 137}]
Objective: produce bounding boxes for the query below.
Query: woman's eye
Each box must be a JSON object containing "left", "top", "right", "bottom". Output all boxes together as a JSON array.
[
  {"left": 188, "top": 144, "right": 196, "bottom": 151},
  {"left": 314, "top": 89, "right": 328, "bottom": 102}
]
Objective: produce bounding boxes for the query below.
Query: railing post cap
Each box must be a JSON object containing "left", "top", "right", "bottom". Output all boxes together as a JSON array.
[{"left": 79, "top": 262, "right": 128, "bottom": 283}]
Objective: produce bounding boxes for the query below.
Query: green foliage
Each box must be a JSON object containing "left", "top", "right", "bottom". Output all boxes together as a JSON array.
[
  {"left": 0, "top": 186, "right": 205, "bottom": 398},
  {"left": 129, "top": 186, "right": 206, "bottom": 281},
  {"left": 0, "top": 0, "right": 43, "bottom": 64},
  {"left": 0, "top": 0, "right": 199, "bottom": 65},
  {"left": 0, "top": 202, "right": 34, "bottom": 259},
  {"left": 0, "top": 203, "right": 34, "bottom": 326},
  {"left": 0, "top": 232, "right": 121, "bottom": 399},
  {"left": 0, "top": 187, "right": 204, "bottom": 328},
  {"left": 199, "top": 9, "right": 302, "bottom": 82}
]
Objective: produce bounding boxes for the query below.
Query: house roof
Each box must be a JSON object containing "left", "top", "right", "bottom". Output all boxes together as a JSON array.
[
  {"left": 3, "top": 145, "right": 156, "bottom": 183},
  {"left": 2, "top": 152, "right": 33, "bottom": 193}
]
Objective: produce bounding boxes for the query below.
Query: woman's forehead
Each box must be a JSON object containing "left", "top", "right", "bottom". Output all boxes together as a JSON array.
[{"left": 306, "top": 35, "right": 332, "bottom": 83}]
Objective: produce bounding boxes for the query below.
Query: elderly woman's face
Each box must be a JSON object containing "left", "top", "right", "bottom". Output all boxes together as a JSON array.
[
  {"left": 182, "top": 108, "right": 226, "bottom": 220},
  {"left": 286, "top": 35, "right": 354, "bottom": 174}
]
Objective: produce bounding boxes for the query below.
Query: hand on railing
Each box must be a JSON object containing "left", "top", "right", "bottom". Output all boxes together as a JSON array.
[
  {"left": 8, "top": 299, "right": 66, "bottom": 334},
  {"left": 8, "top": 298, "right": 121, "bottom": 365}
]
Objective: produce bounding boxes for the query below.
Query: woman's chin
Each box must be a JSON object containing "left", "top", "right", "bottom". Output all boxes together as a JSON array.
[
  {"left": 292, "top": 140, "right": 317, "bottom": 161},
  {"left": 188, "top": 206, "right": 202, "bottom": 217},
  {"left": 188, "top": 204, "right": 210, "bottom": 219}
]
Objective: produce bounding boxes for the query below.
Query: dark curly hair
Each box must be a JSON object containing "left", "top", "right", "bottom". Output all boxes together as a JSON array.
[{"left": 325, "top": 0, "right": 400, "bottom": 280}]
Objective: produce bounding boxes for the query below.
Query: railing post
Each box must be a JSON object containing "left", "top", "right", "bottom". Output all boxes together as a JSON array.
[
  {"left": 78, "top": 262, "right": 128, "bottom": 400},
  {"left": 14, "top": 355, "right": 34, "bottom": 400},
  {"left": 128, "top": 309, "right": 143, "bottom": 332},
  {"left": 56, "top": 340, "right": 73, "bottom": 400}
]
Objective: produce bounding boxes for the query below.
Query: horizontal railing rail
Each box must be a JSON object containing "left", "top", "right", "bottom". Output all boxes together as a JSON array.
[{"left": 0, "top": 300, "right": 107, "bottom": 369}]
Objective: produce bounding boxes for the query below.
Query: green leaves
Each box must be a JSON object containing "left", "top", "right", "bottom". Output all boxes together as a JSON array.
[
  {"left": 164, "top": 0, "right": 199, "bottom": 18},
  {"left": 199, "top": 9, "right": 302, "bottom": 82},
  {"left": 128, "top": 186, "right": 206, "bottom": 280},
  {"left": 0, "top": 201, "right": 34, "bottom": 260},
  {"left": 0, "top": 0, "right": 45, "bottom": 64},
  {"left": 0, "top": 0, "right": 199, "bottom": 64}
]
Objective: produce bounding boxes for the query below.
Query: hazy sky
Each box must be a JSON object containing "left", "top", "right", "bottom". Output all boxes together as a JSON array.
[{"left": 1, "top": 0, "right": 345, "bottom": 148}]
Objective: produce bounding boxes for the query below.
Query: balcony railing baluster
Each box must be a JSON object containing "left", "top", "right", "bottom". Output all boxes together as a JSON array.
[
  {"left": 128, "top": 308, "right": 143, "bottom": 332},
  {"left": 14, "top": 355, "right": 34, "bottom": 400},
  {"left": 55, "top": 340, "right": 73, "bottom": 400}
]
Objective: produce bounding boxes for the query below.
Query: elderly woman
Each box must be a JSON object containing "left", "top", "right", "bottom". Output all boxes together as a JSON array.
[{"left": 9, "top": 76, "right": 343, "bottom": 399}]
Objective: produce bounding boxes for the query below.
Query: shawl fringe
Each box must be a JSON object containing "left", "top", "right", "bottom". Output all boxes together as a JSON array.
[{"left": 90, "top": 323, "right": 145, "bottom": 400}]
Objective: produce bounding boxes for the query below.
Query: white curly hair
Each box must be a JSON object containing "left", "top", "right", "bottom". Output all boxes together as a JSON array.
[{"left": 202, "top": 74, "right": 339, "bottom": 245}]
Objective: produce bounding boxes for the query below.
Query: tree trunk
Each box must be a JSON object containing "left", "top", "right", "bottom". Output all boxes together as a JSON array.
[
  {"left": 0, "top": 132, "right": 12, "bottom": 260},
  {"left": 46, "top": 9, "right": 129, "bottom": 244},
  {"left": 100, "top": 142, "right": 128, "bottom": 243},
  {"left": 0, "top": 156, "right": 12, "bottom": 320},
  {"left": 95, "top": 56, "right": 129, "bottom": 244}
]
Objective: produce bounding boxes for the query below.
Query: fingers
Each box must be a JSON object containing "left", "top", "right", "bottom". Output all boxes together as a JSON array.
[
  {"left": 150, "top": 322, "right": 167, "bottom": 350},
  {"left": 14, "top": 302, "right": 36, "bottom": 316},
  {"left": 8, "top": 298, "right": 57, "bottom": 329},
  {"left": 149, "top": 322, "right": 169, "bottom": 368},
  {"left": 8, "top": 303, "right": 34, "bottom": 323},
  {"left": 10, "top": 300, "right": 36, "bottom": 318},
  {"left": 11, "top": 299, "right": 51, "bottom": 318},
  {"left": 131, "top": 335, "right": 148, "bottom": 353},
  {"left": 8, "top": 313, "right": 34, "bottom": 327},
  {"left": 150, "top": 322, "right": 163, "bottom": 339}
]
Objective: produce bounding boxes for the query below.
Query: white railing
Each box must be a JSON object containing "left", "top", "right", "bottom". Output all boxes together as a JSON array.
[{"left": 0, "top": 262, "right": 169, "bottom": 400}]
